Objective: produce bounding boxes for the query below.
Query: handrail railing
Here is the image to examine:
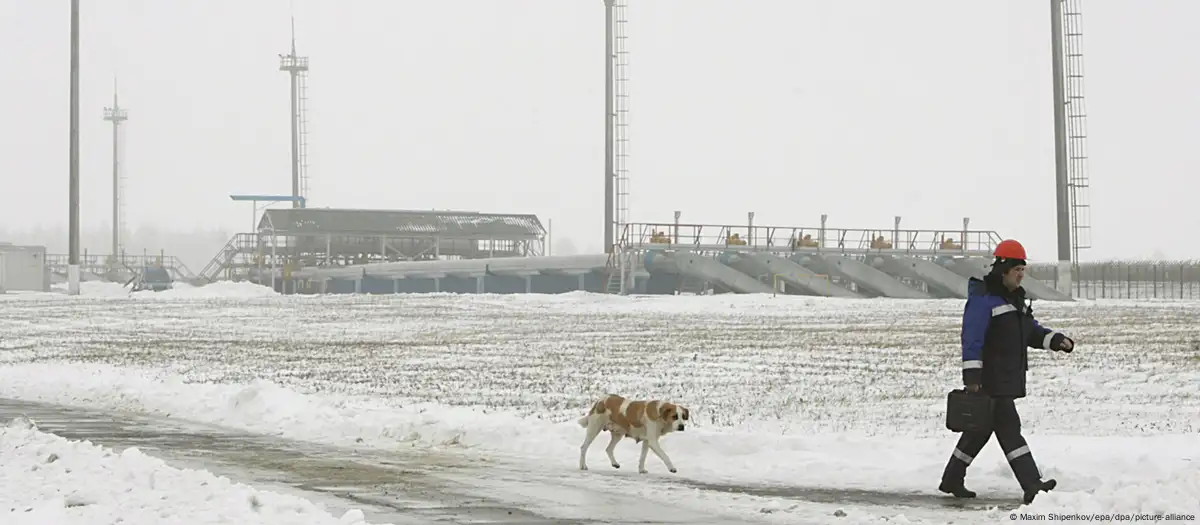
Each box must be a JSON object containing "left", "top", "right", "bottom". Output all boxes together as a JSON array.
[
  {"left": 621, "top": 222, "right": 1002, "bottom": 255},
  {"left": 45, "top": 253, "right": 197, "bottom": 281}
]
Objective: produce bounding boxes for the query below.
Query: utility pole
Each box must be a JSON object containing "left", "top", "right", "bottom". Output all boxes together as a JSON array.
[{"left": 68, "top": 0, "right": 81, "bottom": 295}]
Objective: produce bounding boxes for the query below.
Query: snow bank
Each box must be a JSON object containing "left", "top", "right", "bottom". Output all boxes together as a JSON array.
[
  {"left": 0, "top": 416, "right": 387, "bottom": 525},
  {"left": 150, "top": 281, "right": 279, "bottom": 299},
  {"left": 0, "top": 362, "right": 1196, "bottom": 521},
  {"left": 1015, "top": 463, "right": 1199, "bottom": 522},
  {"left": 75, "top": 281, "right": 128, "bottom": 297},
  {"left": 37, "top": 280, "right": 279, "bottom": 299}
]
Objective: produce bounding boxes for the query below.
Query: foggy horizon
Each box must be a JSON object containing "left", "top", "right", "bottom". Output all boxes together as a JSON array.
[{"left": 3, "top": 0, "right": 1198, "bottom": 262}]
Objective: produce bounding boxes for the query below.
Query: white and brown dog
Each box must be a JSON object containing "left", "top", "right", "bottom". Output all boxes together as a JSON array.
[{"left": 577, "top": 393, "right": 690, "bottom": 474}]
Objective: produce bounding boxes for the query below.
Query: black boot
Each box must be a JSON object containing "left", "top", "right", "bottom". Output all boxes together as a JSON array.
[
  {"left": 939, "top": 451, "right": 978, "bottom": 498},
  {"left": 939, "top": 480, "right": 977, "bottom": 499},
  {"left": 1022, "top": 478, "right": 1056, "bottom": 504},
  {"left": 1008, "top": 449, "right": 1055, "bottom": 504}
]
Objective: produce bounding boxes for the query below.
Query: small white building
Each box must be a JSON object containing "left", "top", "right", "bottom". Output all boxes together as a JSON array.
[{"left": 0, "top": 243, "right": 50, "bottom": 293}]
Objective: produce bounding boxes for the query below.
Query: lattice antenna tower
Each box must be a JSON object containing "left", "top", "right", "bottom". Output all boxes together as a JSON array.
[
  {"left": 103, "top": 79, "right": 128, "bottom": 262},
  {"left": 279, "top": 17, "right": 311, "bottom": 208},
  {"left": 603, "top": 0, "right": 631, "bottom": 253},
  {"left": 1061, "top": 0, "right": 1092, "bottom": 265}
]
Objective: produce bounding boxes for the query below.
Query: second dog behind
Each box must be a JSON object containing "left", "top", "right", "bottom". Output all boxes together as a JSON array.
[{"left": 577, "top": 393, "right": 690, "bottom": 474}]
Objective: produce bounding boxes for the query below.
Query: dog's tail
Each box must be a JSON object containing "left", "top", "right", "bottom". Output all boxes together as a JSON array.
[{"left": 578, "top": 399, "right": 608, "bottom": 427}]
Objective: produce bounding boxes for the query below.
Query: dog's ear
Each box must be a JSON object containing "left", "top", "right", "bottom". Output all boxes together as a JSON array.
[{"left": 659, "top": 403, "right": 675, "bottom": 421}]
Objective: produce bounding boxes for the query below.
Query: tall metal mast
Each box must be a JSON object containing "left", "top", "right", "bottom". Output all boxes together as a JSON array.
[
  {"left": 603, "top": 0, "right": 630, "bottom": 253},
  {"left": 104, "top": 81, "right": 129, "bottom": 268},
  {"left": 279, "top": 19, "right": 310, "bottom": 208}
]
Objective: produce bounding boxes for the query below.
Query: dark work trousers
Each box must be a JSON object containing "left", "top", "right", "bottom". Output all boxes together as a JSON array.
[{"left": 941, "top": 396, "right": 1043, "bottom": 489}]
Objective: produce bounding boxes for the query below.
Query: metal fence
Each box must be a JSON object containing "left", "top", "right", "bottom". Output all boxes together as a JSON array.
[{"left": 1028, "top": 260, "right": 1200, "bottom": 300}]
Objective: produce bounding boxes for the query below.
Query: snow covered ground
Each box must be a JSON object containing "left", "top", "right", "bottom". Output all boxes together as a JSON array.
[
  {"left": 1, "top": 281, "right": 1199, "bottom": 523},
  {"left": 0, "top": 416, "right": 385, "bottom": 525}
]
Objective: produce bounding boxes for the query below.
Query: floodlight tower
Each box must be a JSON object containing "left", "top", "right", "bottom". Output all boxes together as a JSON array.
[
  {"left": 278, "top": 19, "right": 310, "bottom": 208},
  {"left": 603, "top": 0, "right": 630, "bottom": 254},
  {"left": 1050, "top": 0, "right": 1093, "bottom": 296},
  {"left": 103, "top": 82, "right": 128, "bottom": 268}
]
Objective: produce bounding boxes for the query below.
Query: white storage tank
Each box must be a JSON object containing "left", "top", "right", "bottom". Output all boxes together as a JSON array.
[{"left": 0, "top": 243, "right": 50, "bottom": 292}]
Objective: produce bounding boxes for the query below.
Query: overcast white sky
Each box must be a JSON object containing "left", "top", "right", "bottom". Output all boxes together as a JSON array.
[{"left": 2, "top": 0, "right": 1197, "bottom": 263}]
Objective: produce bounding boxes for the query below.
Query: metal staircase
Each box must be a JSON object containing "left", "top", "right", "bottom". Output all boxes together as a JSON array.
[
  {"left": 1061, "top": 0, "right": 1092, "bottom": 263},
  {"left": 198, "top": 233, "right": 262, "bottom": 283},
  {"left": 199, "top": 235, "right": 237, "bottom": 282},
  {"left": 604, "top": 242, "right": 630, "bottom": 295},
  {"left": 604, "top": 266, "right": 623, "bottom": 294}
]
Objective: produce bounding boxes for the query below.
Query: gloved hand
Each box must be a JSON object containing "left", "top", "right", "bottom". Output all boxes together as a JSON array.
[{"left": 1054, "top": 335, "right": 1075, "bottom": 353}]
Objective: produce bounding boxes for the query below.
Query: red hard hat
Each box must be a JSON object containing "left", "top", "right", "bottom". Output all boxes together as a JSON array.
[{"left": 993, "top": 239, "right": 1027, "bottom": 260}]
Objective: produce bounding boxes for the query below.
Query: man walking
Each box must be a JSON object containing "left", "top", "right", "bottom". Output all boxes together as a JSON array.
[{"left": 939, "top": 239, "right": 1076, "bottom": 505}]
